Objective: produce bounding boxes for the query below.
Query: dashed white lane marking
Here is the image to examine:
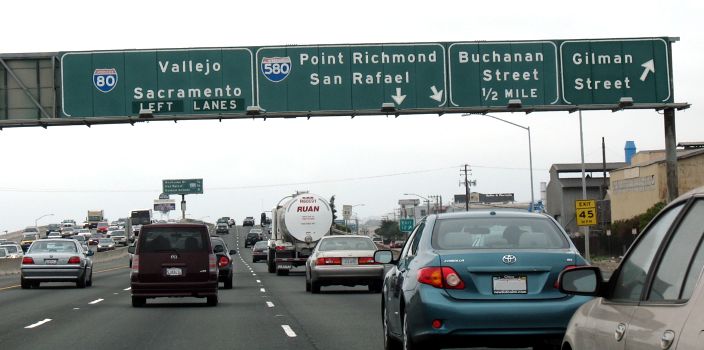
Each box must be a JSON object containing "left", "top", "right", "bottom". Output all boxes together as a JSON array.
[
  {"left": 123, "top": 287, "right": 131, "bottom": 291},
  {"left": 260, "top": 288, "right": 266, "bottom": 293},
  {"left": 253, "top": 273, "right": 257, "bottom": 276},
  {"left": 256, "top": 280, "right": 261, "bottom": 283},
  {"left": 281, "top": 325, "right": 297, "bottom": 337},
  {"left": 89, "top": 299, "right": 104, "bottom": 305},
  {"left": 73, "top": 308, "right": 80, "bottom": 310},
  {"left": 113, "top": 293, "right": 119, "bottom": 295},
  {"left": 25, "top": 319, "right": 52, "bottom": 329},
  {"left": 266, "top": 301, "right": 274, "bottom": 308}
]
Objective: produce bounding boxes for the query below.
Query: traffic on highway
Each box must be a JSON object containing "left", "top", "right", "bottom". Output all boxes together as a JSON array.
[{"left": 0, "top": 188, "right": 702, "bottom": 350}]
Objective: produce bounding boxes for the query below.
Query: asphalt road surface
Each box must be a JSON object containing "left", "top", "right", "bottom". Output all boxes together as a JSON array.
[{"left": 0, "top": 226, "right": 529, "bottom": 350}]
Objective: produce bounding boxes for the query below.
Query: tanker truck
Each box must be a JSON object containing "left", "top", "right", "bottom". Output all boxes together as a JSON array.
[{"left": 267, "top": 192, "right": 333, "bottom": 275}]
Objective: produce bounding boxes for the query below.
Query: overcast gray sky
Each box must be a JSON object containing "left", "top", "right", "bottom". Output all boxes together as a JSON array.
[{"left": 1, "top": 0, "right": 701, "bottom": 231}]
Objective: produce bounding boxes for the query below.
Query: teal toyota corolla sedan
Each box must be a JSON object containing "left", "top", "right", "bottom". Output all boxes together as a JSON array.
[{"left": 375, "top": 210, "right": 592, "bottom": 350}]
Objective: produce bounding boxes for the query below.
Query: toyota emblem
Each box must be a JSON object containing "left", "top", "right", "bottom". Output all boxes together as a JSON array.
[
  {"left": 170, "top": 254, "right": 178, "bottom": 260},
  {"left": 502, "top": 254, "right": 517, "bottom": 264}
]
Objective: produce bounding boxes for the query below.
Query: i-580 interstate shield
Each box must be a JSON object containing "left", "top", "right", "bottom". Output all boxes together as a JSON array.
[
  {"left": 256, "top": 44, "right": 447, "bottom": 112},
  {"left": 61, "top": 49, "right": 254, "bottom": 117},
  {"left": 449, "top": 42, "right": 559, "bottom": 107}
]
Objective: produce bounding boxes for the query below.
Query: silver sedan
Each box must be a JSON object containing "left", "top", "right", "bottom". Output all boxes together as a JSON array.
[
  {"left": 21, "top": 239, "right": 94, "bottom": 289},
  {"left": 305, "top": 235, "right": 384, "bottom": 294}
]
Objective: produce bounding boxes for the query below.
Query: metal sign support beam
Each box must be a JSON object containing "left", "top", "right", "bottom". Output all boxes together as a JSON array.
[{"left": 664, "top": 108, "right": 679, "bottom": 201}]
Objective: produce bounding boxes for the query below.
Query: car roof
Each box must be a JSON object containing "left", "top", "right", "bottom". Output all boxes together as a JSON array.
[
  {"left": 322, "top": 235, "right": 373, "bottom": 239},
  {"left": 433, "top": 209, "right": 551, "bottom": 220},
  {"left": 144, "top": 223, "right": 208, "bottom": 229}
]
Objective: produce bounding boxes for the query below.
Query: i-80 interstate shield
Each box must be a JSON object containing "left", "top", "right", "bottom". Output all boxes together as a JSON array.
[{"left": 93, "top": 68, "right": 118, "bottom": 93}]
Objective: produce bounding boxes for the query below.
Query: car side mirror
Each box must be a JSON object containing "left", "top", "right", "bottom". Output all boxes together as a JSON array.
[
  {"left": 229, "top": 249, "right": 237, "bottom": 255},
  {"left": 558, "top": 266, "right": 603, "bottom": 296},
  {"left": 127, "top": 246, "right": 135, "bottom": 254},
  {"left": 86, "top": 250, "right": 95, "bottom": 257},
  {"left": 374, "top": 250, "right": 395, "bottom": 264}
]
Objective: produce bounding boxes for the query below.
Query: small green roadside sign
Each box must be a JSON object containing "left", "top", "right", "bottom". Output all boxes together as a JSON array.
[
  {"left": 163, "top": 179, "right": 203, "bottom": 195},
  {"left": 399, "top": 218, "right": 415, "bottom": 233}
]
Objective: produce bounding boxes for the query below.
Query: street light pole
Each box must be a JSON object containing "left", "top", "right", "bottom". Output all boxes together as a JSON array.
[
  {"left": 463, "top": 113, "right": 535, "bottom": 210},
  {"left": 35, "top": 213, "right": 54, "bottom": 228}
]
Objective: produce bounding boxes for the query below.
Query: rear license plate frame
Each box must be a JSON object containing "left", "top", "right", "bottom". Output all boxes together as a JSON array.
[
  {"left": 342, "top": 257, "right": 358, "bottom": 265},
  {"left": 44, "top": 259, "right": 58, "bottom": 265},
  {"left": 165, "top": 267, "right": 183, "bottom": 277},
  {"left": 277, "top": 264, "right": 292, "bottom": 270},
  {"left": 492, "top": 275, "right": 527, "bottom": 294}
]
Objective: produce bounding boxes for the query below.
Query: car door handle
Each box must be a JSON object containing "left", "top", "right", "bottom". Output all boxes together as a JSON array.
[
  {"left": 660, "top": 330, "right": 675, "bottom": 350},
  {"left": 614, "top": 323, "right": 626, "bottom": 342}
]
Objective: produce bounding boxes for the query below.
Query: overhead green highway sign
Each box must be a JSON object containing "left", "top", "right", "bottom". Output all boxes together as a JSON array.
[
  {"left": 163, "top": 178, "right": 203, "bottom": 195},
  {"left": 255, "top": 44, "right": 447, "bottom": 112},
  {"left": 61, "top": 49, "right": 254, "bottom": 117},
  {"left": 449, "top": 41, "right": 559, "bottom": 107},
  {"left": 51, "top": 37, "right": 683, "bottom": 122},
  {"left": 560, "top": 38, "right": 672, "bottom": 105}
]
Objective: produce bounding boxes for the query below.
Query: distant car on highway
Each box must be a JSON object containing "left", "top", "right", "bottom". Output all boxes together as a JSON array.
[
  {"left": 21, "top": 238, "right": 94, "bottom": 289},
  {"left": 305, "top": 235, "right": 383, "bottom": 293},
  {"left": 46, "top": 224, "right": 61, "bottom": 237},
  {"left": 0, "top": 243, "right": 23, "bottom": 258},
  {"left": 210, "top": 236, "right": 236, "bottom": 289},
  {"left": 245, "top": 228, "right": 263, "bottom": 247},
  {"left": 96, "top": 238, "right": 115, "bottom": 252},
  {"left": 376, "top": 210, "right": 591, "bottom": 350},
  {"left": 228, "top": 218, "right": 236, "bottom": 227},
  {"left": 71, "top": 235, "right": 90, "bottom": 251},
  {"left": 128, "top": 223, "right": 219, "bottom": 307},
  {"left": 252, "top": 241, "right": 268, "bottom": 263},
  {"left": 559, "top": 186, "right": 704, "bottom": 350},
  {"left": 110, "top": 230, "right": 128, "bottom": 246},
  {"left": 60, "top": 226, "right": 76, "bottom": 238},
  {"left": 96, "top": 222, "right": 109, "bottom": 234},
  {"left": 215, "top": 223, "right": 229, "bottom": 235},
  {"left": 20, "top": 228, "right": 40, "bottom": 252},
  {"left": 47, "top": 231, "right": 62, "bottom": 239},
  {"left": 243, "top": 216, "right": 255, "bottom": 226},
  {"left": 88, "top": 233, "right": 102, "bottom": 246}
]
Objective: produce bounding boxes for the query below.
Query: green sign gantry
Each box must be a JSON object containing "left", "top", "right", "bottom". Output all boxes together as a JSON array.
[
  {"left": 58, "top": 37, "right": 677, "bottom": 119},
  {"left": 162, "top": 178, "right": 203, "bottom": 195}
]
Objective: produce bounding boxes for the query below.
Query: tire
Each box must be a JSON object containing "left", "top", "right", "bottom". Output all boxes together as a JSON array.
[
  {"left": 86, "top": 271, "right": 93, "bottom": 287},
  {"left": 369, "top": 280, "right": 383, "bottom": 293},
  {"left": 383, "top": 302, "right": 402, "bottom": 350},
  {"left": 224, "top": 274, "right": 233, "bottom": 289},
  {"left": 76, "top": 273, "right": 87, "bottom": 288},
  {"left": 20, "top": 278, "right": 31, "bottom": 289},
  {"left": 402, "top": 312, "right": 431, "bottom": 350},
  {"left": 267, "top": 252, "right": 276, "bottom": 273},
  {"left": 206, "top": 295, "right": 218, "bottom": 306},
  {"left": 131, "top": 296, "right": 146, "bottom": 307},
  {"left": 311, "top": 279, "right": 321, "bottom": 294}
]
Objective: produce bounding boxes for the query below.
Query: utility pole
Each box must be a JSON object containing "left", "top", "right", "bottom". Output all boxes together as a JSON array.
[{"left": 460, "top": 164, "right": 477, "bottom": 211}]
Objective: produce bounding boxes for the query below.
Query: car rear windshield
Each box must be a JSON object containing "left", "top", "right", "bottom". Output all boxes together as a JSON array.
[
  {"left": 1, "top": 245, "right": 18, "bottom": 253},
  {"left": 254, "top": 241, "right": 268, "bottom": 248},
  {"left": 29, "top": 241, "right": 77, "bottom": 253},
  {"left": 111, "top": 231, "right": 125, "bottom": 236},
  {"left": 432, "top": 216, "right": 569, "bottom": 250},
  {"left": 318, "top": 237, "right": 376, "bottom": 251},
  {"left": 140, "top": 227, "right": 207, "bottom": 252}
]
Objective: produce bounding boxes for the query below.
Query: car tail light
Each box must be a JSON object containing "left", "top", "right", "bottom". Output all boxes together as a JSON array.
[
  {"left": 316, "top": 257, "right": 341, "bottom": 265},
  {"left": 358, "top": 257, "right": 376, "bottom": 265},
  {"left": 555, "top": 265, "right": 578, "bottom": 289},
  {"left": 209, "top": 254, "right": 217, "bottom": 274},
  {"left": 432, "top": 319, "right": 443, "bottom": 329},
  {"left": 22, "top": 257, "right": 34, "bottom": 264},
  {"left": 67, "top": 256, "right": 81, "bottom": 264},
  {"left": 131, "top": 255, "right": 139, "bottom": 274},
  {"left": 218, "top": 256, "right": 230, "bottom": 268},
  {"left": 275, "top": 245, "right": 287, "bottom": 251},
  {"left": 417, "top": 267, "right": 465, "bottom": 290}
]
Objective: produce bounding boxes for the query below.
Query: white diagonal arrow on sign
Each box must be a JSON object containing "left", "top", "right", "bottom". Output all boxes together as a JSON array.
[
  {"left": 429, "top": 86, "right": 443, "bottom": 102},
  {"left": 391, "top": 88, "right": 406, "bottom": 105},
  {"left": 640, "top": 59, "right": 655, "bottom": 81}
]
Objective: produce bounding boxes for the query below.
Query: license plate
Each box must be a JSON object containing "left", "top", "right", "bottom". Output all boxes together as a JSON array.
[
  {"left": 278, "top": 264, "right": 292, "bottom": 270},
  {"left": 45, "top": 259, "right": 58, "bottom": 265},
  {"left": 165, "top": 267, "right": 183, "bottom": 276},
  {"left": 492, "top": 275, "right": 527, "bottom": 294},
  {"left": 342, "top": 257, "right": 357, "bottom": 265}
]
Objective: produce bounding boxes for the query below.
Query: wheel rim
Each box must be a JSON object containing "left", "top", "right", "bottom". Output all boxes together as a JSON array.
[
  {"left": 383, "top": 304, "right": 389, "bottom": 347},
  {"left": 403, "top": 313, "right": 409, "bottom": 350}
]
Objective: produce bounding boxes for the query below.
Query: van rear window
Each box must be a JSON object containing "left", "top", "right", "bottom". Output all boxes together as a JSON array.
[{"left": 141, "top": 228, "right": 206, "bottom": 252}]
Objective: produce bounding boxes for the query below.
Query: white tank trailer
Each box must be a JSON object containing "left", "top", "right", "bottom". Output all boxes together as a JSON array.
[{"left": 267, "top": 193, "right": 333, "bottom": 275}]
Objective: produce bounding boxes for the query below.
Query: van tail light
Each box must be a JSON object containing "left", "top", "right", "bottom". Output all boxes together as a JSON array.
[
  {"left": 555, "top": 265, "right": 578, "bottom": 289},
  {"left": 316, "top": 257, "right": 341, "bottom": 265},
  {"left": 22, "top": 257, "right": 34, "bottom": 264},
  {"left": 67, "top": 256, "right": 81, "bottom": 264},
  {"left": 275, "top": 245, "right": 287, "bottom": 251},
  {"left": 208, "top": 254, "right": 217, "bottom": 274},
  {"left": 417, "top": 267, "right": 465, "bottom": 290},
  {"left": 131, "top": 255, "right": 139, "bottom": 275},
  {"left": 358, "top": 257, "right": 376, "bottom": 265},
  {"left": 218, "top": 256, "right": 230, "bottom": 268}
]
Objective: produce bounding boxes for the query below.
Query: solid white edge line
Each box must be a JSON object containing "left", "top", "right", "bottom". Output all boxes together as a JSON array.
[
  {"left": 89, "top": 299, "right": 104, "bottom": 305},
  {"left": 281, "top": 325, "right": 297, "bottom": 337},
  {"left": 266, "top": 301, "right": 274, "bottom": 308},
  {"left": 25, "top": 319, "right": 52, "bottom": 329},
  {"left": 123, "top": 287, "right": 131, "bottom": 291},
  {"left": 260, "top": 288, "right": 266, "bottom": 293}
]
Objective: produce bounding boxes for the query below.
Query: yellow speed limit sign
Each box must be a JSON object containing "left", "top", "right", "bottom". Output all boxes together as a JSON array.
[{"left": 575, "top": 200, "right": 597, "bottom": 226}]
